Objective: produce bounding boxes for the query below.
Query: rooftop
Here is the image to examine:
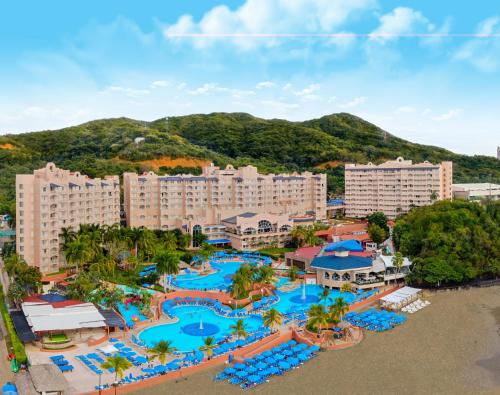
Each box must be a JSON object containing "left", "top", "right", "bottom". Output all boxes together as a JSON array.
[
  {"left": 311, "top": 255, "right": 373, "bottom": 271},
  {"left": 222, "top": 212, "right": 257, "bottom": 224},
  {"left": 28, "top": 364, "right": 69, "bottom": 393}
]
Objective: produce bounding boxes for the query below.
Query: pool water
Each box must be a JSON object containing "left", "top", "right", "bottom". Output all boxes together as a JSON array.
[
  {"left": 139, "top": 305, "right": 263, "bottom": 352},
  {"left": 117, "top": 303, "right": 147, "bottom": 327},
  {"left": 271, "top": 284, "right": 355, "bottom": 315},
  {"left": 172, "top": 260, "right": 246, "bottom": 291}
]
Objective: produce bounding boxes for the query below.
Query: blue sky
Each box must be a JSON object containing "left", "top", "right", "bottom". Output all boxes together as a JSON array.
[{"left": 1, "top": 1, "right": 499, "bottom": 156}]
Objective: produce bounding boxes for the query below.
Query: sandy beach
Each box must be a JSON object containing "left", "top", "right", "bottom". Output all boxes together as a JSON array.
[{"left": 129, "top": 286, "right": 500, "bottom": 395}]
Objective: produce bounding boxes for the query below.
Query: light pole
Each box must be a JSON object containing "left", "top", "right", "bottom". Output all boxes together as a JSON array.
[{"left": 98, "top": 373, "right": 102, "bottom": 395}]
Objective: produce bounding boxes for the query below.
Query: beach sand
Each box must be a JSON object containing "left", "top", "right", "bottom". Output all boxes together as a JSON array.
[{"left": 129, "top": 286, "right": 500, "bottom": 395}]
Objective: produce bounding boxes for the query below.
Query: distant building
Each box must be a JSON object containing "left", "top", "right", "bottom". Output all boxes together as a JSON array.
[
  {"left": 452, "top": 183, "right": 500, "bottom": 202},
  {"left": 123, "top": 164, "right": 327, "bottom": 243},
  {"left": 134, "top": 137, "right": 145, "bottom": 144},
  {"left": 344, "top": 157, "right": 453, "bottom": 219},
  {"left": 16, "top": 163, "right": 120, "bottom": 273}
]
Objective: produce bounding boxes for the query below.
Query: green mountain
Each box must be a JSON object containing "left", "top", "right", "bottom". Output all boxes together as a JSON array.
[{"left": 1, "top": 112, "right": 498, "bottom": 217}]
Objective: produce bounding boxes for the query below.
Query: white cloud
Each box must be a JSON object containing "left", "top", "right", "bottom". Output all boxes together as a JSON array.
[
  {"left": 256, "top": 81, "right": 276, "bottom": 89},
  {"left": 177, "top": 82, "right": 187, "bottom": 90},
  {"left": 339, "top": 96, "right": 367, "bottom": 108},
  {"left": 187, "top": 83, "right": 218, "bottom": 95},
  {"left": 150, "top": 80, "right": 170, "bottom": 88},
  {"left": 454, "top": 16, "right": 500, "bottom": 72},
  {"left": 261, "top": 99, "right": 299, "bottom": 111},
  {"left": 282, "top": 83, "right": 293, "bottom": 91},
  {"left": 164, "top": 0, "right": 376, "bottom": 50},
  {"left": 432, "top": 108, "right": 461, "bottom": 121},
  {"left": 369, "top": 7, "right": 435, "bottom": 43},
  {"left": 327, "top": 96, "right": 337, "bottom": 103},
  {"left": 293, "top": 83, "right": 321, "bottom": 97}
]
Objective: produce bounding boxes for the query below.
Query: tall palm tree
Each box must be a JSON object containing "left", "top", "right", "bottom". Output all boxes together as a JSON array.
[
  {"left": 147, "top": 340, "right": 177, "bottom": 365},
  {"left": 161, "top": 231, "right": 178, "bottom": 251},
  {"left": 198, "top": 243, "right": 215, "bottom": 271},
  {"left": 303, "top": 226, "right": 319, "bottom": 247},
  {"left": 3, "top": 253, "right": 24, "bottom": 278},
  {"left": 392, "top": 252, "right": 404, "bottom": 284},
  {"left": 155, "top": 251, "right": 180, "bottom": 291},
  {"left": 290, "top": 226, "right": 306, "bottom": 247},
  {"left": 256, "top": 265, "right": 275, "bottom": 285},
  {"left": 127, "top": 227, "right": 143, "bottom": 257},
  {"left": 331, "top": 297, "right": 349, "bottom": 321},
  {"left": 307, "top": 304, "right": 329, "bottom": 336},
  {"left": 262, "top": 308, "right": 282, "bottom": 333},
  {"left": 63, "top": 237, "right": 91, "bottom": 273},
  {"left": 230, "top": 319, "right": 248, "bottom": 339},
  {"left": 318, "top": 288, "right": 331, "bottom": 305},
  {"left": 138, "top": 229, "right": 157, "bottom": 260},
  {"left": 288, "top": 265, "right": 299, "bottom": 281},
  {"left": 199, "top": 336, "right": 216, "bottom": 360},
  {"left": 230, "top": 274, "right": 247, "bottom": 299},
  {"left": 101, "top": 355, "right": 132, "bottom": 394},
  {"left": 59, "top": 227, "right": 76, "bottom": 245}
]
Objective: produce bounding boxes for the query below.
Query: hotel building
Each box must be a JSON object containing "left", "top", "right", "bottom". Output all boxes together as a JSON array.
[
  {"left": 344, "top": 157, "right": 453, "bottom": 219},
  {"left": 123, "top": 164, "right": 327, "bottom": 246},
  {"left": 452, "top": 183, "right": 500, "bottom": 202},
  {"left": 16, "top": 163, "right": 120, "bottom": 273}
]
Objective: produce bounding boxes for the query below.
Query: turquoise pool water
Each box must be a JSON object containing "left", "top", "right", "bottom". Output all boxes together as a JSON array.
[
  {"left": 172, "top": 260, "right": 244, "bottom": 291},
  {"left": 271, "top": 284, "right": 355, "bottom": 315},
  {"left": 117, "top": 303, "right": 147, "bottom": 327},
  {"left": 138, "top": 305, "right": 263, "bottom": 352}
]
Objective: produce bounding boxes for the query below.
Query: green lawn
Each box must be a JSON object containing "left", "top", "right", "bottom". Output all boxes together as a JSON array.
[{"left": 258, "top": 247, "right": 295, "bottom": 259}]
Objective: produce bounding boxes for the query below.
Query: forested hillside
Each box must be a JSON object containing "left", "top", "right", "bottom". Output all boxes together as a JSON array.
[{"left": 1, "top": 112, "right": 498, "bottom": 218}]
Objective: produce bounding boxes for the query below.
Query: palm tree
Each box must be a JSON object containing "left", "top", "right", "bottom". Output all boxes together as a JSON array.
[
  {"left": 7, "top": 283, "right": 27, "bottom": 308},
  {"left": 147, "top": 340, "right": 177, "bottom": 365},
  {"left": 101, "top": 355, "right": 132, "bottom": 394},
  {"left": 331, "top": 297, "right": 349, "bottom": 321},
  {"left": 340, "top": 282, "right": 352, "bottom": 293},
  {"left": 288, "top": 265, "right": 299, "bottom": 281},
  {"left": 127, "top": 227, "right": 143, "bottom": 257},
  {"left": 392, "top": 252, "right": 404, "bottom": 284},
  {"left": 303, "top": 226, "right": 319, "bottom": 247},
  {"left": 256, "top": 265, "right": 275, "bottom": 285},
  {"left": 262, "top": 308, "right": 282, "bottom": 333},
  {"left": 318, "top": 288, "right": 331, "bottom": 305},
  {"left": 4, "top": 253, "right": 24, "bottom": 278},
  {"left": 290, "top": 226, "right": 306, "bottom": 247},
  {"left": 199, "top": 336, "right": 216, "bottom": 360},
  {"left": 307, "top": 304, "right": 329, "bottom": 336},
  {"left": 198, "top": 243, "right": 215, "bottom": 271},
  {"left": 59, "top": 227, "right": 76, "bottom": 245},
  {"left": 139, "top": 229, "right": 158, "bottom": 260},
  {"left": 230, "top": 319, "right": 248, "bottom": 339},
  {"left": 230, "top": 274, "right": 247, "bottom": 299},
  {"left": 161, "top": 231, "right": 178, "bottom": 251},
  {"left": 63, "top": 237, "right": 91, "bottom": 273},
  {"left": 155, "top": 251, "right": 180, "bottom": 291}
]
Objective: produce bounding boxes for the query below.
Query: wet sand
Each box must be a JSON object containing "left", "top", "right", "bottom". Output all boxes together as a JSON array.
[{"left": 130, "top": 287, "right": 500, "bottom": 395}]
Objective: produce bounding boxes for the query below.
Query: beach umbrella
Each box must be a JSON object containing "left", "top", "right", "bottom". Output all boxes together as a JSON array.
[
  {"left": 235, "top": 371, "right": 247, "bottom": 378},
  {"left": 297, "top": 353, "right": 309, "bottom": 362},
  {"left": 268, "top": 366, "right": 280, "bottom": 375},
  {"left": 309, "top": 345, "right": 320, "bottom": 352},
  {"left": 278, "top": 361, "right": 291, "bottom": 370},
  {"left": 247, "top": 374, "right": 261, "bottom": 383},
  {"left": 262, "top": 350, "right": 272, "bottom": 357},
  {"left": 245, "top": 366, "right": 258, "bottom": 374},
  {"left": 288, "top": 357, "right": 299, "bottom": 366},
  {"left": 223, "top": 367, "right": 236, "bottom": 374},
  {"left": 244, "top": 358, "right": 256, "bottom": 364},
  {"left": 255, "top": 354, "right": 265, "bottom": 361},
  {"left": 271, "top": 347, "right": 281, "bottom": 353},
  {"left": 234, "top": 363, "right": 246, "bottom": 370},
  {"left": 265, "top": 357, "right": 276, "bottom": 364},
  {"left": 167, "top": 362, "right": 180, "bottom": 370},
  {"left": 275, "top": 354, "right": 285, "bottom": 361},
  {"left": 256, "top": 362, "right": 267, "bottom": 370},
  {"left": 236, "top": 339, "right": 246, "bottom": 347},
  {"left": 283, "top": 350, "right": 293, "bottom": 356}
]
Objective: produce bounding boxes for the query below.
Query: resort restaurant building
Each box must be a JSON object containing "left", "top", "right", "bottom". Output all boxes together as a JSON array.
[
  {"left": 222, "top": 212, "right": 293, "bottom": 250},
  {"left": 344, "top": 157, "right": 453, "bottom": 219},
  {"left": 16, "top": 163, "right": 120, "bottom": 273},
  {"left": 123, "top": 163, "right": 327, "bottom": 242}
]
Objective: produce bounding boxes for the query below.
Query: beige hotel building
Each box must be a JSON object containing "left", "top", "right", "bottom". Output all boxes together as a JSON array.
[
  {"left": 345, "top": 157, "right": 452, "bottom": 219},
  {"left": 16, "top": 163, "right": 120, "bottom": 273},
  {"left": 123, "top": 164, "right": 327, "bottom": 245}
]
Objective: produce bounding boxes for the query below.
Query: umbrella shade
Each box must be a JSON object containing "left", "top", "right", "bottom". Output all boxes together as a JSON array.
[
  {"left": 244, "top": 358, "right": 256, "bottom": 364},
  {"left": 236, "top": 339, "right": 246, "bottom": 347},
  {"left": 265, "top": 357, "right": 276, "bottom": 364},
  {"left": 256, "top": 362, "right": 267, "bottom": 370},
  {"left": 278, "top": 361, "right": 291, "bottom": 370},
  {"left": 297, "top": 354, "right": 309, "bottom": 362},
  {"left": 247, "top": 375, "right": 262, "bottom": 383},
  {"left": 167, "top": 362, "right": 180, "bottom": 370},
  {"left": 271, "top": 347, "right": 281, "bottom": 353},
  {"left": 268, "top": 366, "right": 280, "bottom": 375},
  {"left": 262, "top": 351, "right": 273, "bottom": 357},
  {"left": 275, "top": 354, "right": 285, "bottom": 361},
  {"left": 245, "top": 366, "right": 258, "bottom": 374},
  {"left": 255, "top": 354, "right": 265, "bottom": 361},
  {"left": 234, "top": 363, "right": 246, "bottom": 370},
  {"left": 288, "top": 357, "right": 299, "bottom": 365},
  {"left": 223, "top": 367, "right": 236, "bottom": 374},
  {"left": 309, "top": 345, "right": 320, "bottom": 352},
  {"left": 235, "top": 371, "right": 247, "bottom": 378}
]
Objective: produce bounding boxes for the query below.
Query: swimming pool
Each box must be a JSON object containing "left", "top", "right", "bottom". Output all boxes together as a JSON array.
[
  {"left": 117, "top": 302, "right": 147, "bottom": 327},
  {"left": 270, "top": 284, "right": 356, "bottom": 315},
  {"left": 138, "top": 305, "right": 264, "bottom": 352}
]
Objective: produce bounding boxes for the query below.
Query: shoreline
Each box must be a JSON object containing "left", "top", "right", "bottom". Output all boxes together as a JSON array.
[{"left": 128, "top": 286, "right": 500, "bottom": 395}]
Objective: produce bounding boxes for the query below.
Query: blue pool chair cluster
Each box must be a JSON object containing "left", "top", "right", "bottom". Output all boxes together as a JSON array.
[
  {"left": 164, "top": 297, "right": 245, "bottom": 318},
  {"left": 352, "top": 289, "right": 377, "bottom": 303},
  {"left": 252, "top": 295, "right": 279, "bottom": 311},
  {"left": 208, "top": 251, "right": 273, "bottom": 266},
  {"left": 94, "top": 369, "right": 173, "bottom": 391},
  {"left": 76, "top": 355, "right": 104, "bottom": 374},
  {"left": 131, "top": 334, "right": 146, "bottom": 348},
  {"left": 211, "top": 328, "right": 271, "bottom": 357},
  {"left": 112, "top": 342, "right": 149, "bottom": 366},
  {"left": 214, "top": 340, "right": 320, "bottom": 390},
  {"left": 345, "top": 308, "right": 407, "bottom": 331},
  {"left": 49, "top": 355, "right": 74, "bottom": 372},
  {"left": 139, "top": 265, "right": 156, "bottom": 277}
]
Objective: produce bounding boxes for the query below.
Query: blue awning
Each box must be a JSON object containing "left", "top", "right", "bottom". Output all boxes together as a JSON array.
[
  {"left": 324, "top": 239, "right": 363, "bottom": 252},
  {"left": 206, "top": 239, "right": 231, "bottom": 244}
]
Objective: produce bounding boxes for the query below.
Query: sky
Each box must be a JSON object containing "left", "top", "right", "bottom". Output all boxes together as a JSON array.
[{"left": 1, "top": 1, "right": 499, "bottom": 157}]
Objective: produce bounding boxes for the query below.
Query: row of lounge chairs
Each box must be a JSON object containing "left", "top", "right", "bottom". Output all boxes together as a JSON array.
[
  {"left": 214, "top": 340, "right": 320, "bottom": 390},
  {"left": 76, "top": 355, "right": 104, "bottom": 375},
  {"left": 164, "top": 297, "right": 247, "bottom": 318},
  {"left": 252, "top": 295, "right": 279, "bottom": 311},
  {"left": 402, "top": 299, "right": 430, "bottom": 313},
  {"left": 49, "top": 355, "right": 74, "bottom": 373},
  {"left": 345, "top": 308, "right": 407, "bottom": 332}
]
